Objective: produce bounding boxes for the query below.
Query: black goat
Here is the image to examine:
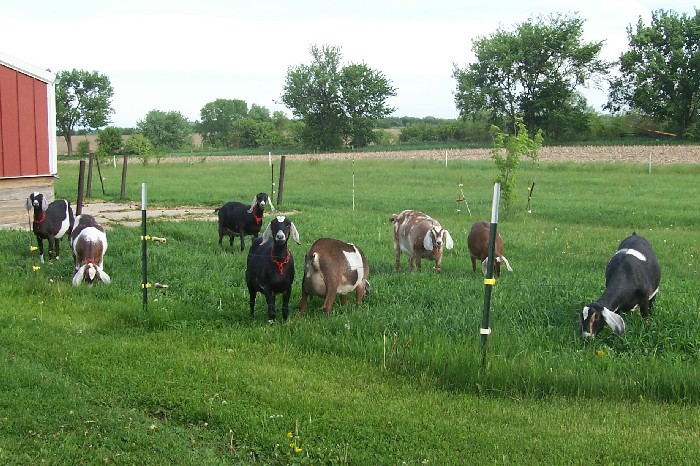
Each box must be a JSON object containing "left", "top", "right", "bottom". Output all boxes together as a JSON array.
[
  {"left": 215, "top": 192, "right": 274, "bottom": 251},
  {"left": 580, "top": 233, "right": 660, "bottom": 337},
  {"left": 26, "top": 192, "right": 75, "bottom": 263},
  {"left": 245, "top": 215, "right": 300, "bottom": 323}
]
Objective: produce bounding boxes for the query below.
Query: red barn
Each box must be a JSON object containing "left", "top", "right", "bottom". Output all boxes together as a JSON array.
[{"left": 0, "top": 52, "right": 58, "bottom": 230}]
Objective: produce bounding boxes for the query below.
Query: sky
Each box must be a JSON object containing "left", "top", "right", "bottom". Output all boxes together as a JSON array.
[{"left": 1, "top": 0, "right": 696, "bottom": 128}]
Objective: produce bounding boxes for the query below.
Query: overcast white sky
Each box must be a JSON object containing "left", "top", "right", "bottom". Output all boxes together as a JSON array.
[{"left": 1, "top": 0, "right": 696, "bottom": 127}]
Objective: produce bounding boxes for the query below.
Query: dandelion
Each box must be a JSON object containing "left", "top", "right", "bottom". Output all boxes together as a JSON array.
[
  {"left": 596, "top": 349, "right": 605, "bottom": 357},
  {"left": 295, "top": 447, "right": 303, "bottom": 453},
  {"left": 287, "top": 432, "right": 293, "bottom": 439}
]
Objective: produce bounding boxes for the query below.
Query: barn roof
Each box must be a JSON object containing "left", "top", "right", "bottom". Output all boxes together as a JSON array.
[{"left": 0, "top": 51, "right": 55, "bottom": 84}]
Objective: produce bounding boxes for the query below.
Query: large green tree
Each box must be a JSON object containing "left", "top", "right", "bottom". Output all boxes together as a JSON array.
[
  {"left": 136, "top": 110, "right": 192, "bottom": 151},
  {"left": 196, "top": 98, "right": 249, "bottom": 147},
  {"left": 282, "top": 44, "right": 396, "bottom": 151},
  {"left": 607, "top": 9, "right": 700, "bottom": 139},
  {"left": 55, "top": 69, "right": 114, "bottom": 156},
  {"left": 453, "top": 14, "right": 609, "bottom": 140}
]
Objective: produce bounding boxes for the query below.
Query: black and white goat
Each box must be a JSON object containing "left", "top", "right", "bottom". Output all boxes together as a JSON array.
[
  {"left": 467, "top": 220, "right": 512, "bottom": 277},
  {"left": 580, "top": 233, "right": 660, "bottom": 337},
  {"left": 26, "top": 192, "right": 74, "bottom": 263},
  {"left": 245, "top": 215, "right": 300, "bottom": 323},
  {"left": 215, "top": 192, "right": 274, "bottom": 251},
  {"left": 299, "top": 238, "right": 370, "bottom": 315},
  {"left": 389, "top": 209, "right": 454, "bottom": 273},
  {"left": 70, "top": 214, "right": 110, "bottom": 286}
]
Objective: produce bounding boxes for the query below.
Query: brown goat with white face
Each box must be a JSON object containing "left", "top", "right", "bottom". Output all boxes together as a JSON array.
[
  {"left": 390, "top": 210, "right": 454, "bottom": 273},
  {"left": 299, "top": 238, "right": 370, "bottom": 315},
  {"left": 467, "top": 220, "right": 512, "bottom": 277}
]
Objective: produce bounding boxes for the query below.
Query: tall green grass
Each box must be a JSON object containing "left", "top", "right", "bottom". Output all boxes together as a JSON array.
[{"left": 1, "top": 156, "right": 699, "bottom": 463}]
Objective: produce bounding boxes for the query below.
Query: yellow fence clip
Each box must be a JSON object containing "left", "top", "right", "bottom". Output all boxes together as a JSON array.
[
  {"left": 484, "top": 278, "right": 496, "bottom": 286},
  {"left": 140, "top": 283, "right": 152, "bottom": 289},
  {"left": 141, "top": 235, "right": 151, "bottom": 241},
  {"left": 29, "top": 246, "right": 39, "bottom": 252},
  {"left": 150, "top": 236, "right": 167, "bottom": 243},
  {"left": 32, "top": 266, "right": 41, "bottom": 271}
]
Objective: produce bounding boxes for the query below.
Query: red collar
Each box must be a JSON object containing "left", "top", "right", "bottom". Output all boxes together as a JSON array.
[
  {"left": 270, "top": 249, "right": 290, "bottom": 275},
  {"left": 33, "top": 210, "right": 46, "bottom": 224},
  {"left": 253, "top": 209, "right": 263, "bottom": 225}
]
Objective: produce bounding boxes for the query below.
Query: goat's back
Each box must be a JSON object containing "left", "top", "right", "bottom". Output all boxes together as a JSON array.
[
  {"left": 467, "top": 220, "right": 503, "bottom": 260},
  {"left": 606, "top": 233, "right": 660, "bottom": 291}
]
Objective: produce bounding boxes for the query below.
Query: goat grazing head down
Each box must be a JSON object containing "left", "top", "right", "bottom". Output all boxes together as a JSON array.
[
  {"left": 216, "top": 192, "right": 274, "bottom": 251},
  {"left": 389, "top": 210, "right": 454, "bottom": 273},
  {"left": 70, "top": 214, "right": 110, "bottom": 286},
  {"left": 26, "top": 192, "right": 74, "bottom": 263},
  {"left": 579, "top": 233, "right": 660, "bottom": 337},
  {"left": 299, "top": 237, "right": 370, "bottom": 315},
  {"left": 245, "top": 215, "right": 300, "bottom": 323},
  {"left": 467, "top": 220, "right": 513, "bottom": 277}
]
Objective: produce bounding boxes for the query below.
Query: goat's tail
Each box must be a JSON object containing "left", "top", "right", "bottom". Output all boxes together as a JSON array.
[{"left": 389, "top": 214, "right": 398, "bottom": 223}]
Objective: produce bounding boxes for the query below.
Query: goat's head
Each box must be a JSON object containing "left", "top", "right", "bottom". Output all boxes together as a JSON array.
[
  {"left": 248, "top": 192, "right": 275, "bottom": 214},
  {"left": 26, "top": 192, "right": 48, "bottom": 211},
  {"left": 579, "top": 303, "right": 625, "bottom": 337},
  {"left": 72, "top": 259, "right": 111, "bottom": 286},
  {"left": 423, "top": 225, "right": 454, "bottom": 255},
  {"left": 480, "top": 255, "right": 513, "bottom": 277},
  {"left": 261, "top": 216, "right": 300, "bottom": 246}
]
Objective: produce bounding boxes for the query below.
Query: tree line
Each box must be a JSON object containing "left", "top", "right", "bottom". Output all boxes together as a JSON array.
[{"left": 56, "top": 8, "right": 700, "bottom": 156}]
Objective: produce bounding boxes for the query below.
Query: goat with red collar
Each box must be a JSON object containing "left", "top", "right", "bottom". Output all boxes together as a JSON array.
[
  {"left": 215, "top": 192, "right": 274, "bottom": 251},
  {"left": 245, "top": 215, "right": 300, "bottom": 323},
  {"left": 26, "top": 192, "right": 74, "bottom": 263},
  {"left": 70, "top": 214, "right": 111, "bottom": 286}
]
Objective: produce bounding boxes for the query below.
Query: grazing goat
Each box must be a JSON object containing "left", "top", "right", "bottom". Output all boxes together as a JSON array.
[
  {"left": 580, "top": 233, "right": 660, "bottom": 337},
  {"left": 215, "top": 192, "right": 274, "bottom": 251},
  {"left": 299, "top": 238, "right": 370, "bottom": 315},
  {"left": 467, "top": 220, "right": 513, "bottom": 277},
  {"left": 245, "top": 215, "right": 300, "bottom": 323},
  {"left": 26, "top": 192, "right": 74, "bottom": 263},
  {"left": 389, "top": 210, "right": 454, "bottom": 273},
  {"left": 70, "top": 214, "right": 110, "bottom": 286}
]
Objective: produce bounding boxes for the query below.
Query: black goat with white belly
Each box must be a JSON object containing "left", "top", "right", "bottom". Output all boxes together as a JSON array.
[
  {"left": 580, "top": 233, "right": 660, "bottom": 337},
  {"left": 245, "top": 216, "right": 300, "bottom": 323},
  {"left": 26, "top": 192, "right": 75, "bottom": 263}
]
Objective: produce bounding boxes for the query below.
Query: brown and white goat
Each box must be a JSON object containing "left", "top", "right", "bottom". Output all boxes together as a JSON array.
[
  {"left": 389, "top": 210, "right": 454, "bottom": 273},
  {"left": 299, "top": 238, "right": 370, "bottom": 315},
  {"left": 467, "top": 220, "right": 512, "bottom": 277},
  {"left": 70, "top": 214, "right": 110, "bottom": 286}
]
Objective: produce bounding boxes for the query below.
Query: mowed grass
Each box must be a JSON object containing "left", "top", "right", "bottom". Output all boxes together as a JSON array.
[{"left": 1, "top": 154, "right": 700, "bottom": 464}]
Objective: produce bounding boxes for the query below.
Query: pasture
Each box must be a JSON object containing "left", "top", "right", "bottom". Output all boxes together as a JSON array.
[{"left": 1, "top": 153, "right": 700, "bottom": 464}]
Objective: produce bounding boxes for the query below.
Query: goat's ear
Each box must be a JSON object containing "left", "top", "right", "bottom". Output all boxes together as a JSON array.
[
  {"left": 247, "top": 196, "right": 256, "bottom": 214},
  {"left": 443, "top": 230, "right": 454, "bottom": 250},
  {"left": 41, "top": 197, "right": 48, "bottom": 211},
  {"left": 97, "top": 267, "right": 111, "bottom": 285},
  {"left": 72, "top": 265, "right": 86, "bottom": 286},
  {"left": 601, "top": 308, "right": 626, "bottom": 334},
  {"left": 260, "top": 223, "right": 272, "bottom": 244},
  {"left": 267, "top": 196, "right": 276, "bottom": 212},
  {"left": 499, "top": 255, "right": 513, "bottom": 272},
  {"left": 423, "top": 232, "right": 434, "bottom": 251},
  {"left": 290, "top": 222, "right": 300, "bottom": 244},
  {"left": 481, "top": 258, "right": 488, "bottom": 276}
]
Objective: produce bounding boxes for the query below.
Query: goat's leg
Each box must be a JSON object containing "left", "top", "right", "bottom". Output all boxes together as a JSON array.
[
  {"left": 298, "top": 289, "right": 309, "bottom": 316},
  {"left": 239, "top": 230, "right": 246, "bottom": 252},
  {"left": 36, "top": 237, "right": 45, "bottom": 263},
  {"left": 281, "top": 289, "right": 292, "bottom": 321},
  {"left": 53, "top": 237, "right": 60, "bottom": 260},
  {"left": 323, "top": 289, "right": 337, "bottom": 315},
  {"left": 355, "top": 283, "right": 365, "bottom": 306},
  {"left": 393, "top": 241, "right": 401, "bottom": 272},
  {"left": 248, "top": 286, "right": 257, "bottom": 318},
  {"left": 414, "top": 256, "right": 421, "bottom": 272},
  {"left": 470, "top": 256, "right": 477, "bottom": 273},
  {"left": 265, "top": 289, "right": 278, "bottom": 323}
]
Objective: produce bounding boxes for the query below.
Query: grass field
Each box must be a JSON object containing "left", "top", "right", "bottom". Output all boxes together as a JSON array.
[{"left": 1, "top": 153, "right": 700, "bottom": 464}]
